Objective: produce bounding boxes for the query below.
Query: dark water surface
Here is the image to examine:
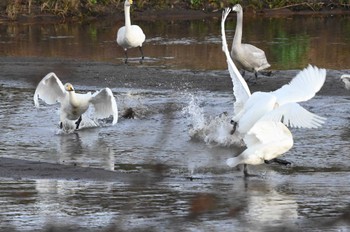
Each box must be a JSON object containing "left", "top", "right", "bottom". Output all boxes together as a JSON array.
[
  {"left": 1, "top": 14, "right": 350, "bottom": 231},
  {"left": 0, "top": 14, "right": 350, "bottom": 70}
]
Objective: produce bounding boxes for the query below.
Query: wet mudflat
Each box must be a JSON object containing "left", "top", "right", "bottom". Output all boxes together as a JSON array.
[{"left": 0, "top": 14, "right": 350, "bottom": 231}]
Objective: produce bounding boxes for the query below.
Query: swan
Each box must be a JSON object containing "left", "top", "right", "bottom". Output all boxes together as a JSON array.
[
  {"left": 222, "top": 8, "right": 326, "bottom": 137},
  {"left": 116, "top": 0, "right": 146, "bottom": 64},
  {"left": 221, "top": 8, "right": 326, "bottom": 176},
  {"left": 230, "top": 4, "right": 270, "bottom": 81},
  {"left": 34, "top": 72, "right": 118, "bottom": 132},
  {"left": 226, "top": 120, "right": 294, "bottom": 176},
  {"left": 340, "top": 74, "right": 350, "bottom": 90}
]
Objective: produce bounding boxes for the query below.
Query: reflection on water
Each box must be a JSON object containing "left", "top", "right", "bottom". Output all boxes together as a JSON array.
[
  {"left": 0, "top": 15, "right": 350, "bottom": 70},
  {"left": 1, "top": 78, "right": 350, "bottom": 230}
]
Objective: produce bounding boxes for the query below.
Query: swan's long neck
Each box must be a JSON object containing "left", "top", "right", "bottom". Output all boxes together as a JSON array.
[
  {"left": 233, "top": 10, "right": 243, "bottom": 45},
  {"left": 124, "top": 4, "right": 131, "bottom": 30},
  {"left": 69, "top": 91, "right": 79, "bottom": 107}
]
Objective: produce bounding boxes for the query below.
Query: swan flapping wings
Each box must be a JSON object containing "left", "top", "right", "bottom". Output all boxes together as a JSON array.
[
  {"left": 33, "top": 72, "right": 66, "bottom": 107},
  {"left": 34, "top": 72, "right": 118, "bottom": 131}
]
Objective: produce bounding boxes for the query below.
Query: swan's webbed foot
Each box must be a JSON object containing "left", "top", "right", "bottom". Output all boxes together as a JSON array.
[
  {"left": 75, "top": 116, "right": 82, "bottom": 130},
  {"left": 265, "top": 158, "right": 291, "bottom": 166},
  {"left": 230, "top": 120, "right": 238, "bottom": 134}
]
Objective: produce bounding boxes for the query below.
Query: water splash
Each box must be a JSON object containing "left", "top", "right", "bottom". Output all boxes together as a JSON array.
[{"left": 182, "top": 95, "right": 242, "bottom": 147}]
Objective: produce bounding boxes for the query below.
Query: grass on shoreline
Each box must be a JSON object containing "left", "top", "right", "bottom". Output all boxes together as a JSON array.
[{"left": 1, "top": 0, "right": 350, "bottom": 20}]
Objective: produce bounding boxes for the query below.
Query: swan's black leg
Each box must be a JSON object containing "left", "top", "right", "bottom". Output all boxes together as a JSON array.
[
  {"left": 124, "top": 49, "right": 128, "bottom": 64},
  {"left": 254, "top": 71, "right": 258, "bottom": 81},
  {"left": 139, "top": 46, "right": 144, "bottom": 64},
  {"left": 243, "top": 164, "right": 259, "bottom": 178},
  {"left": 60, "top": 122, "right": 63, "bottom": 129},
  {"left": 265, "top": 158, "right": 291, "bottom": 166},
  {"left": 243, "top": 164, "right": 249, "bottom": 177},
  {"left": 75, "top": 116, "right": 82, "bottom": 130},
  {"left": 230, "top": 120, "right": 238, "bottom": 134}
]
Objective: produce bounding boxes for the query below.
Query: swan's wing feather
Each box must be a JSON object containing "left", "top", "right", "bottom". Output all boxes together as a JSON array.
[
  {"left": 90, "top": 88, "right": 118, "bottom": 124},
  {"left": 245, "top": 121, "right": 291, "bottom": 146},
  {"left": 260, "top": 102, "right": 326, "bottom": 128},
  {"left": 221, "top": 8, "right": 251, "bottom": 115},
  {"left": 33, "top": 72, "right": 66, "bottom": 107},
  {"left": 272, "top": 65, "right": 326, "bottom": 105}
]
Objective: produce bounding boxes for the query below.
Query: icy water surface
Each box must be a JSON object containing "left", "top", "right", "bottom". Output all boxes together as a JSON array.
[{"left": 1, "top": 77, "right": 350, "bottom": 231}]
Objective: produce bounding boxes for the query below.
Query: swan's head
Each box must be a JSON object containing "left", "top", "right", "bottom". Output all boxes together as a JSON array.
[
  {"left": 232, "top": 4, "right": 243, "bottom": 13},
  {"left": 125, "top": 0, "right": 132, "bottom": 6},
  {"left": 64, "top": 83, "right": 75, "bottom": 92}
]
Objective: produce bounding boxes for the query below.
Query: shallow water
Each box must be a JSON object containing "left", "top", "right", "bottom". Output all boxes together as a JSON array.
[
  {"left": 1, "top": 78, "right": 350, "bottom": 231},
  {"left": 1, "top": 14, "right": 350, "bottom": 231},
  {"left": 0, "top": 14, "right": 350, "bottom": 70}
]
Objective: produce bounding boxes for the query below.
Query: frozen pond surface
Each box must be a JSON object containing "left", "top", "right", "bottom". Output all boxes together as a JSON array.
[{"left": 0, "top": 14, "right": 350, "bottom": 231}]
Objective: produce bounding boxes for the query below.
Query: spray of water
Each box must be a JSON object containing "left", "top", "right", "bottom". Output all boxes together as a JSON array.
[{"left": 182, "top": 95, "right": 243, "bottom": 147}]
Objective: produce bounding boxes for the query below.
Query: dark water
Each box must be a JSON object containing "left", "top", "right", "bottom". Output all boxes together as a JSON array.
[
  {"left": 1, "top": 14, "right": 350, "bottom": 231},
  {"left": 0, "top": 14, "right": 350, "bottom": 70}
]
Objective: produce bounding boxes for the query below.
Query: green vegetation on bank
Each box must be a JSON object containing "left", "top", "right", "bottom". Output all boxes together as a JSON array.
[{"left": 1, "top": 0, "right": 349, "bottom": 20}]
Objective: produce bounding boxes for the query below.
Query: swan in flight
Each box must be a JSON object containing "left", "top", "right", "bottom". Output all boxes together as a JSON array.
[
  {"left": 341, "top": 74, "right": 350, "bottom": 90},
  {"left": 221, "top": 8, "right": 326, "bottom": 176},
  {"left": 34, "top": 72, "right": 118, "bottom": 132},
  {"left": 116, "top": 0, "right": 146, "bottom": 64},
  {"left": 230, "top": 4, "right": 270, "bottom": 81}
]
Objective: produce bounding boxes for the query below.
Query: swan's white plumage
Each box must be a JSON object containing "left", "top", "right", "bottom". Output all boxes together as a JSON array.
[
  {"left": 272, "top": 65, "right": 326, "bottom": 105},
  {"left": 226, "top": 121, "right": 293, "bottom": 167},
  {"left": 116, "top": 0, "right": 145, "bottom": 61},
  {"left": 230, "top": 4, "right": 270, "bottom": 74},
  {"left": 33, "top": 72, "right": 66, "bottom": 106},
  {"left": 221, "top": 8, "right": 324, "bottom": 170},
  {"left": 34, "top": 72, "right": 118, "bottom": 131},
  {"left": 221, "top": 7, "right": 251, "bottom": 116},
  {"left": 341, "top": 74, "right": 350, "bottom": 90}
]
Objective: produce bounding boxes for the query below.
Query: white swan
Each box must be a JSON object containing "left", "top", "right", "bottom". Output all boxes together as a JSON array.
[
  {"left": 34, "top": 72, "right": 118, "bottom": 132},
  {"left": 226, "top": 120, "right": 293, "bottom": 176},
  {"left": 230, "top": 4, "right": 270, "bottom": 81},
  {"left": 340, "top": 74, "right": 350, "bottom": 90},
  {"left": 221, "top": 8, "right": 326, "bottom": 175},
  {"left": 116, "top": 0, "right": 146, "bottom": 64},
  {"left": 222, "top": 8, "right": 326, "bottom": 137}
]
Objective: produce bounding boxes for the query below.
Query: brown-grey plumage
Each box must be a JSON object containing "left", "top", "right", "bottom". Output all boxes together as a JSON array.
[{"left": 230, "top": 4, "right": 270, "bottom": 80}]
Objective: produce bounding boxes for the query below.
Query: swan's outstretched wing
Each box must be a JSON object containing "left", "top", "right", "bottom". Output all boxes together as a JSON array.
[
  {"left": 259, "top": 102, "right": 326, "bottom": 129},
  {"left": 33, "top": 72, "right": 67, "bottom": 107},
  {"left": 90, "top": 88, "right": 118, "bottom": 125},
  {"left": 272, "top": 65, "right": 326, "bottom": 106},
  {"left": 221, "top": 8, "right": 251, "bottom": 115}
]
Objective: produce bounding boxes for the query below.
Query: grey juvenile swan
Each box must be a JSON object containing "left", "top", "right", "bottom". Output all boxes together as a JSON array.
[{"left": 231, "top": 4, "right": 270, "bottom": 81}]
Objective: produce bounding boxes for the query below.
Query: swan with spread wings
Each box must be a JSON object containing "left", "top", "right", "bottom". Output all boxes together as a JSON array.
[
  {"left": 221, "top": 8, "right": 326, "bottom": 176},
  {"left": 34, "top": 72, "right": 118, "bottom": 132}
]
